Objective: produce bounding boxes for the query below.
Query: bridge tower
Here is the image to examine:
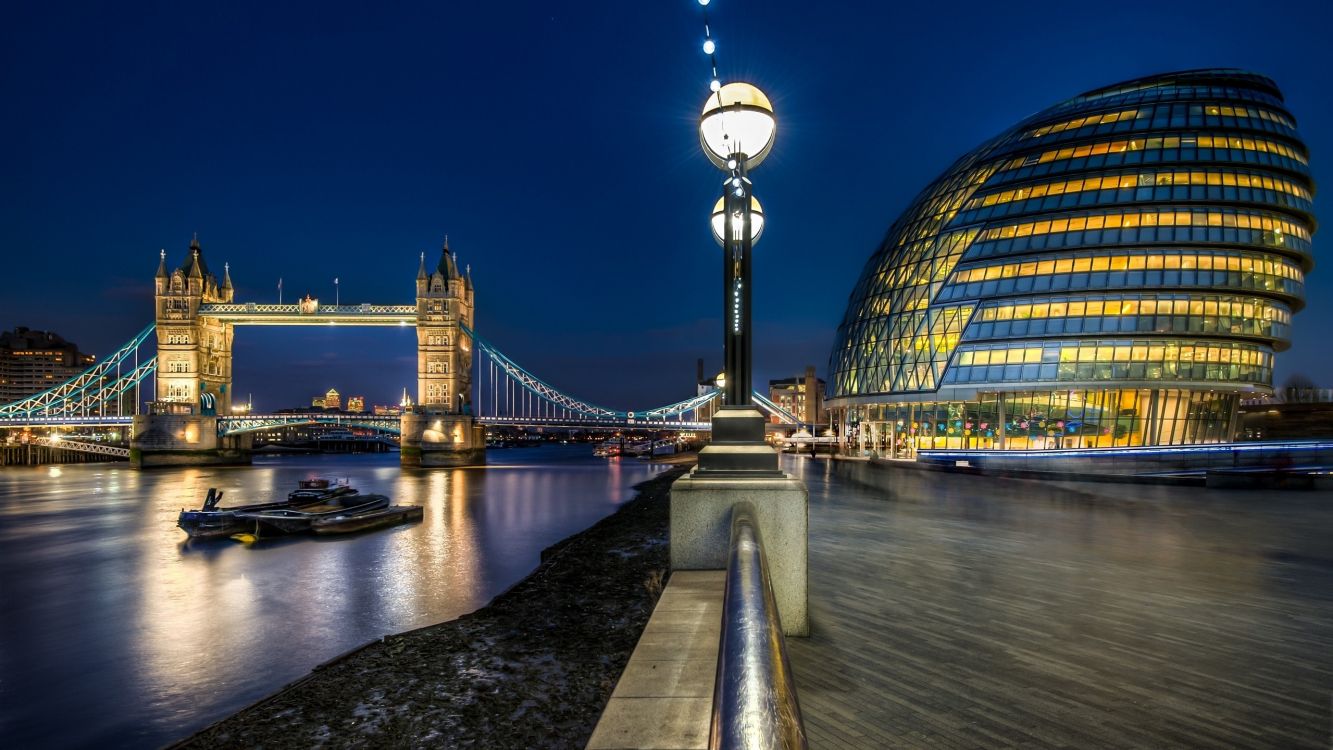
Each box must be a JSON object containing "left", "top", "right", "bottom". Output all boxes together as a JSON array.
[
  {"left": 132, "top": 237, "right": 249, "bottom": 468},
  {"left": 153, "top": 236, "right": 235, "bottom": 414},
  {"left": 401, "top": 239, "right": 485, "bottom": 467},
  {"left": 415, "top": 238, "right": 473, "bottom": 411}
]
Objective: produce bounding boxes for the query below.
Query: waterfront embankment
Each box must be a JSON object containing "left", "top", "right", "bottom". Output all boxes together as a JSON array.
[{"left": 174, "top": 458, "right": 692, "bottom": 749}]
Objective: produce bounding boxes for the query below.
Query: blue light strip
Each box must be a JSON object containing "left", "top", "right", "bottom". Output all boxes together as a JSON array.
[{"left": 920, "top": 440, "right": 1333, "bottom": 460}]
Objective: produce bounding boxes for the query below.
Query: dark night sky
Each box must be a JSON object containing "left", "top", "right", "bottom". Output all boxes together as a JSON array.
[{"left": 2, "top": 1, "right": 1329, "bottom": 411}]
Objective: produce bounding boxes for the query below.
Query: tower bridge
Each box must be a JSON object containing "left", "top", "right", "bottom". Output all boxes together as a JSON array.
[{"left": 0, "top": 236, "right": 805, "bottom": 466}]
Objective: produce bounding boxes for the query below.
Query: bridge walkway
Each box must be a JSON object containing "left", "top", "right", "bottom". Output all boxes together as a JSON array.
[{"left": 782, "top": 455, "right": 1333, "bottom": 749}]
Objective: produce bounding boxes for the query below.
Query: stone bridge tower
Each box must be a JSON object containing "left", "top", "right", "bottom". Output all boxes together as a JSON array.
[
  {"left": 134, "top": 236, "right": 248, "bottom": 468},
  {"left": 153, "top": 236, "right": 234, "bottom": 415},
  {"left": 415, "top": 238, "right": 474, "bottom": 412},
  {"left": 402, "top": 238, "right": 484, "bottom": 467}
]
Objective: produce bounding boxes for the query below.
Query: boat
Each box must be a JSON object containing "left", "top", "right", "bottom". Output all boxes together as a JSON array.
[
  {"left": 178, "top": 482, "right": 354, "bottom": 539},
  {"left": 311, "top": 505, "right": 424, "bottom": 535},
  {"left": 593, "top": 440, "right": 622, "bottom": 457},
  {"left": 235, "top": 493, "right": 391, "bottom": 535},
  {"left": 634, "top": 439, "right": 677, "bottom": 458},
  {"left": 286, "top": 477, "right": 358, "bottom": 503}
]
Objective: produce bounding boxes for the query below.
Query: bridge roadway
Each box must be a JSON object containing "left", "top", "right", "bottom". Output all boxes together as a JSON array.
[
  {"left": 196, "top": 303, "right": 416, "bottom": 326},
  {"left": 783, "top": 455, "right": 1333, "bottom": 749}
]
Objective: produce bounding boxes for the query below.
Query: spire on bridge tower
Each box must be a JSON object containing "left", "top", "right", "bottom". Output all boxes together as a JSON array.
[
  {"left": 188, "top": 238, "right": 203, "bottom": 279},
  {"left": 417, "top": 251, "right": 427, "bottom": 280},
  {"left": 156, "top": 249, "right": 168, "bottom": 279},
  {"left": 223, "top": 262, "right": 233, "bottom": 292},
  {"left": 437, "top": 237, "right": 460, "bottom": 280}
]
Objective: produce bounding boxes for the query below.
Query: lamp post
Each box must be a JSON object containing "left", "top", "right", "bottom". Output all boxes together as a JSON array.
[
  {"left": 697, "top": 82, "right": 781, "bottom": 475},
  {"left": 672, "top": 50, "right": 810, "bottom": 640}
]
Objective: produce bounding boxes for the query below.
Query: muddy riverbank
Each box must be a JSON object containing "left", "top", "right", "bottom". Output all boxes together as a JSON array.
[{"left": 174, "top": 461, "right": 691, "bottom": 749}]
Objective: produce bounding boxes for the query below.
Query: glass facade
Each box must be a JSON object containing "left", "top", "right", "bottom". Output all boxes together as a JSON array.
[{"left": 828, "top": 70, "right": 1315, "bottom": 454}]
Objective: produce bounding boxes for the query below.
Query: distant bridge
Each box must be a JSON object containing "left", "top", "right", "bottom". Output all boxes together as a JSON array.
[
  {"left": 219, "top": 414, "right": 405, "bottom": 436},
  {"left": 0, "top": 322, "right": 805, "bottom": 436},
  {"left": 31, "top": 437, "right": 131, "bottom": 458}
]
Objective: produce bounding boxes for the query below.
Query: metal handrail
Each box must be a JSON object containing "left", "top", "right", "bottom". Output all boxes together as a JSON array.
[{"left": 711, "top": 503, "right": 807, "bottom": 750}]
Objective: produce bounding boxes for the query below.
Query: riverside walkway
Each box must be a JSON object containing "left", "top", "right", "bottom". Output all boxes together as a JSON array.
[{"left": 784, "top": 456, "right": 1333, "bottom": 749}]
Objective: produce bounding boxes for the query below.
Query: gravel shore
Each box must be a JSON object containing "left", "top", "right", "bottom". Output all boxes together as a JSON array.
[{"left": 174, "top": 459, "right": 692, "bottom": 749}]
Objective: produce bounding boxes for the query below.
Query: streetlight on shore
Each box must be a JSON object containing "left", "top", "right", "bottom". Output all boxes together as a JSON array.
[
  {"left": 696, "top": 81, "right": 781, "bottom": 476},
  {"left": 700, "top": 82, "right": 774, "bottom": 408}
]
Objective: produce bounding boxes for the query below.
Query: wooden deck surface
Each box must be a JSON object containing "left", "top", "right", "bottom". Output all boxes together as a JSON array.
[{"left": 783, "top": 457, "right": 1333, "bottom": 749}]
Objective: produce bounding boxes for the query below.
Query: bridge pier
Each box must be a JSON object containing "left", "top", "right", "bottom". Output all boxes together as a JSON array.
[
  {"left": 129, "top": 414, "right": 252, "bottom": 468},
  {"left": 399, "top": 411, "right": 485, "bottom": 468}
]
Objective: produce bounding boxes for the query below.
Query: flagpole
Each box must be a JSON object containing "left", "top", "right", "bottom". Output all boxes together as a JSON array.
[
  {"left": 335, "top": 277, "right": 340, "bottom": 306},
  {"left": 278, "top": 277, "right": 283, "bottom": 305}
]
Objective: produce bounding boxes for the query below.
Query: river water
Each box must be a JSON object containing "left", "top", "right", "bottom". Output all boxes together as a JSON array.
[{"left": 0, "top": 446, "right": 668, "bottom": 749}]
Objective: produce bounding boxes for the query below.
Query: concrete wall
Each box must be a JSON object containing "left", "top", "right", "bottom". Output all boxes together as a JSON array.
[{"left": 670, "top": 473, "right": 808, "bottom": 636}]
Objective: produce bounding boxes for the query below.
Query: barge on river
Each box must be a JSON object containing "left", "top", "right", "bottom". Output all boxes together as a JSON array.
[{"left": 178, "top": 479, "right": 357, "bottom": 539}]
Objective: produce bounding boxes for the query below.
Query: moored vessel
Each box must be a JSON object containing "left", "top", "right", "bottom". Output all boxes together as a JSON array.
[
  {"left": 177, "top": 479, "right": 361, "bottom": 539},
  {"left": 236, "top": 493, "right": 391, "bottom": 535},
  {"left": 310, "top": 505, "right": 424, "bottom": 535}
]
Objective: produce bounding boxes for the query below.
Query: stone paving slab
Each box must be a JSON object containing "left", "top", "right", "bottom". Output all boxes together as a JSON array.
[{"left": 587, "top": 570, "right": 724, "bottom": 750}]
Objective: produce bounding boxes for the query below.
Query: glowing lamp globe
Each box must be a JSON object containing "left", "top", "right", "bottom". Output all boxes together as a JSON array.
[
  {"left": 710, "top": 195, "right": 765, "bottom": 246},
  {"left": 699, "top": 82, "right": 776, "bottom": 169}
]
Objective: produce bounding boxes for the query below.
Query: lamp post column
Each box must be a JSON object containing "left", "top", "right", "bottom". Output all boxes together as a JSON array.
[
  {"left": 723, "top": 158, "right": 754, "bottom": 408},
  {"left": 672, "top": 79, "right": 806, "bottom": 636}
]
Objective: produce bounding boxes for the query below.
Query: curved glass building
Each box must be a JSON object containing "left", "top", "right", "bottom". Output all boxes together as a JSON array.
[{"left": 828, "top": 70, "right": 1315, "bottom": 454}]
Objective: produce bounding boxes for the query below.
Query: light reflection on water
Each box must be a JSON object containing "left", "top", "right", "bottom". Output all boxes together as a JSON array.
[{"left": 0, "top": 446, "right": 665, "bottom": 748}]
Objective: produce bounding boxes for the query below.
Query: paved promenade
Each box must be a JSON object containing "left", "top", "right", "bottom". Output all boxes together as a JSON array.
[{"left": 784, "top": 457, "right": 1333, "bottom": 749}]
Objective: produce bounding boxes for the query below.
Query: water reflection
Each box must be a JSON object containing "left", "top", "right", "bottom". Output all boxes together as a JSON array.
[{"left": 0, "top": 446, "right": 666, "bottom": 748}]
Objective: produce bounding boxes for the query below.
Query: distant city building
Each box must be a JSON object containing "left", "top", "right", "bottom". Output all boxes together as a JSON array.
[
  {"left": 323, "top": 388, "right": 341, "bottom": 410},
  {"left": 372, "top": 404, "right": 403, "bottom": 416},
  {"left": 0, "top": 327, "right": 96, "bottom": 402},
  {"left": 1239, "top": 400, "right": 1333, "bottom": 441},
  {"left": 827, "top": 70, "right": 1315, "bottom": 455},
  {"left": 1238, "top": 387, "right": 1333, "bottom": 441},
  {"left": 769, "top": 366, "right": 825, "bottom": 426},
  {"left": 346, "top": 395, "right": 365, "bottom": 413},
  {"left": 311, "top": 395, "right": 326, "bottom": 408}
]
